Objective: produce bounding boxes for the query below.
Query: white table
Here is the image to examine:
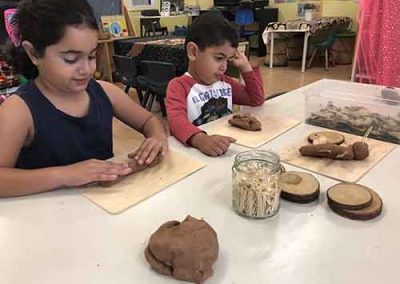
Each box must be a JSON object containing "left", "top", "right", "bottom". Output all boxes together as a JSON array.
[
  {"left": 264, "top": 29, "right": 310, "bottom": 73},
  {"left": 262, "top": 17, "right": 352, "bottom": 73},
  {"left": 1, "top": 79, "right": 399, "bottom": 284}
]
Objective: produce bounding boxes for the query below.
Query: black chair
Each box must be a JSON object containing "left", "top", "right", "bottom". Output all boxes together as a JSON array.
[
  {"left": 112, "top": 55, "right": 143, "bottom": 104},
  {"left": 307, "top": 24, "right": 339, "bottom": 70},
  {"left": 137, "top": 60, "right": 176, "bottom": 117},
  {"left": 140, "top": 9, "right": 168, "bottom": 37}
]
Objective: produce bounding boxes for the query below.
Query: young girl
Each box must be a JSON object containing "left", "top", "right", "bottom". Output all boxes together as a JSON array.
[{"left": 0, "top": 0, "right": 168, "bottom": 197}]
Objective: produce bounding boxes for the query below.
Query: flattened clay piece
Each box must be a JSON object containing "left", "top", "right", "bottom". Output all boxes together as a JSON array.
[
  {"left": 352, "top": 142, "right": 369, "bottom": 160},
  {"left": 328, "top": 187, "right": 383, "bottom": 221},
  {"left": 327, "top": 183, "right": 372, "bottom": 210},
  {"left": 228, "top": 114, "right": 262, "bottom": 131},
  {"left": 145, "top": 215, "right": 219, "bottom": 284},
  {"left": 308, "top": 131, "right": 345, "bottom": 145},
  {"left": 98, "top": 154, "right": 162, "bottom": 187},
  {"left": 280, "top": 171, "right": 320, "bottom": 203},
  {"left": 299, "top": 143, "right": 354, "bottom": 160}
]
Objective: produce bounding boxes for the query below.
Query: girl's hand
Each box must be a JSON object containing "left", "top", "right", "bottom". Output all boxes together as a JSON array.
[
  {"left": 128, "top": 136, "right": 169, "bottom": 165},
  {"left": 60, "top": 159, "right": 132, "bottom": 187},
  {"left": 230, "top": 51, "right": 252, "bottom": 73}
]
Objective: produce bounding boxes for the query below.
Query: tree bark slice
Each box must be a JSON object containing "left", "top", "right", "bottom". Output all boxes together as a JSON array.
[
  {"left": 327, "top": 183, "right": 372, "bottom": 210},
  {"left": 280, "top": 171, "right": 320, "bottom": 203},
  {"left": 328, "top": 186, "right": 382, "bottom": 221}
]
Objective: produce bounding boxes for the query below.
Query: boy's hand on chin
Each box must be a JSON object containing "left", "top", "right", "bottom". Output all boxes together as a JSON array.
[
  {"left": 230, "top": 51, "right": 252, "bottom": 73},
  {"left": 189, "top": 132, "right": 236, "bottom": 157}
]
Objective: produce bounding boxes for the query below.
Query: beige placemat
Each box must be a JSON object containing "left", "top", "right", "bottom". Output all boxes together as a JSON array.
[
  {"left": 277, "top": 130, "right": 396, "bottom": 183},
  {"left": 80, "top": 150, "right": 205, "bottom": 214},
  {"left": 205, "top": 114, "right": 301, "bottom": 148}
]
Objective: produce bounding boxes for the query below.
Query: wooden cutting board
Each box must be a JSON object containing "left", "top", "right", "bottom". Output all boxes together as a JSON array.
[
  {"left": 278, "top": 128, "right": 396, "bottom": 183},
  {"left": 205, "top": 114, "right": 300, "bottom": 148},
  {"left": 80, "top": 150, "right": 205, "bottom": 214}
]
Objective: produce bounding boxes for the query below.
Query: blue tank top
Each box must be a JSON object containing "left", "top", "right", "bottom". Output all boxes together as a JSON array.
[{"left": 15, "top": 79, "right": 114, "bottom": 169}]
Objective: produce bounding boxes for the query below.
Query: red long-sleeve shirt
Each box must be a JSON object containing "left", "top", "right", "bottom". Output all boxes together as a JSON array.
[{"left": 166, "top": 68, "right": 265, "bottom": 145}]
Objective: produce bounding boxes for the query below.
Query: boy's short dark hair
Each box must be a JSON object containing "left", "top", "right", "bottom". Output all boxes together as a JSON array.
[{"left": 185, "top": 12, "right": 238, "bottom": 51}]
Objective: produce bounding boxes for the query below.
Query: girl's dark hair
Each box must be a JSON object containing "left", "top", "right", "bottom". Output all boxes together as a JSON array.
[
  {"left": 5, "top": 0, "right": 98, "bottom": 79},
  {"left": 185, "top": 12, "right": 238, "bottom": 51}
]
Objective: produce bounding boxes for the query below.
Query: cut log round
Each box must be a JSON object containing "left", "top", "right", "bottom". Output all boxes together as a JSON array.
[
  {"left": 328, "top": 187, "right": 382, "bottom": 221},
  {"left": 327, "top": 183, "right": 372, "bottom": 210},
  {"left": 280, "top": 171, "right": 320, "bottom": 203},
  {"left": 308, "top": 131, "right": 345, "bottom": 145}
]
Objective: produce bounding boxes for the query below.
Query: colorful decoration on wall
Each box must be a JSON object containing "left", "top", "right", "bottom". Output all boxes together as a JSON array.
[
  {"left": 100, "top": 15, "right": 129, "bottom": 38},
  {"left": 297, "top": 2, "right": 323, "bottom": 18}
]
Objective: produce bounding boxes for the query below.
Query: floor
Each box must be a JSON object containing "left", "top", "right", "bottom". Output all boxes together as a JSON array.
[
  {"left": 114, "top": 59, "right": 353, "bottom": 152},
  {"left": 261, "top": 60, "right": 352, "bottom": 97}
]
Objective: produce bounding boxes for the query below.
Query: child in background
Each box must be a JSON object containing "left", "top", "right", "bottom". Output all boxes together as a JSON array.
[
  {"left": 166, "top": 13, "right": 265, "bottom": 157},
  {"left": 0, "top": 0, "right": 168, "bottom": 197}
]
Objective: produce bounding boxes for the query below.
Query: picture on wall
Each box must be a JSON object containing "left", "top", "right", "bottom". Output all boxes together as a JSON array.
[
  {"left": 100, "top": 15, "right": 129, "bottom": 38},
  {"left": 297, "top": 2, "right": 323, "bottom": 18}
]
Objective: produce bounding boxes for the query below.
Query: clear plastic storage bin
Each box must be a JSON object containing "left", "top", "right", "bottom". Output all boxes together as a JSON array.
[{"left": 305, "top": 79, "right": 400, "bottom": 144}]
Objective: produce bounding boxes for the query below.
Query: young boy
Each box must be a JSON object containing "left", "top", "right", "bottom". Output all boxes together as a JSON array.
[{"left": 166, "top": 13, "right": 265, "bottom": 157}]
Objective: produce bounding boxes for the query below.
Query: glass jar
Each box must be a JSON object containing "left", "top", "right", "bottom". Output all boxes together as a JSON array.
[{"left": 232, "top": 150, "right": 283, "bottom": 219}]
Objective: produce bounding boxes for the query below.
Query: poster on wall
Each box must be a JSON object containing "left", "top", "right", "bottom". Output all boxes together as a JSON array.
[
  {"left": 297, "top": 2, "right": 323, "bottom": 18},
  {"left": 100, "top": 15, "right": 129, "bottom": 38}
]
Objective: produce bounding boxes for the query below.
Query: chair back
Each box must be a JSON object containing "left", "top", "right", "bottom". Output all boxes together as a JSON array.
[
  {"left": 235, "top": 8, "right": 254, "bottom": 26},
  {"left": 137, "top": 61, "right": 176, "bottom": 116},
  {"left": 113, "top": 55, "right": 139, "bottom": 80},
  {"left": 139, "top": 60, "right": 176, "bottom": 85},
  {"left": 310, "top": 24, "right": 338, "bottom": 48}
]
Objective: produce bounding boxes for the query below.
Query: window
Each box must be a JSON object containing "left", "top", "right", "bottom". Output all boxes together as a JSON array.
[
  {"left": 132, "top": 0, "right": 151, "bottom": 5},
  {"left": 126, "top": 0, "right": 155, "bottom": 9}
]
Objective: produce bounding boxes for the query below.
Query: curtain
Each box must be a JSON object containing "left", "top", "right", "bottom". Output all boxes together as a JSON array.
[{"left": 355, "top": 0, "right": 400, "bottom": 87}]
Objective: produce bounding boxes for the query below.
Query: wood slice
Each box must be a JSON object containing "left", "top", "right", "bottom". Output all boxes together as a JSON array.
[
  {"left": 328, "top": 187, "right": 382, "bottom": 221},
  {"left": 280, "top": 171, "right": 320, "bottom": 203},
  {"left": 327, "top": 183, "right": 372, "bottom": 210},
  {"left": 308, "top": 131, "right": 345, "bottom": 145}
]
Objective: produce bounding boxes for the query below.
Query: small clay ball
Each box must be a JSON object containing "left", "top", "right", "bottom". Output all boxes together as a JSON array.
[{"left": 352, "top": 142, "right": 369, "bottom": 160}]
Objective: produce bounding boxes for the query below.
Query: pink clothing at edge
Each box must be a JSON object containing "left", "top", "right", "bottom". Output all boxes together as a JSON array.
[{"left": 166, "top": 67, "right": 265, "bottom": 145}]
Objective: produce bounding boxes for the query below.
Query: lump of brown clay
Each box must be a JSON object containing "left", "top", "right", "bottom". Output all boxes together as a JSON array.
[
  {"left": 98, "top": 154, "right": 163, "bottom": 187},
  {"left": 145, "top": 215, "right": 219, "bottom": 284},
  {"left": 299, "top": 143, "right": 354, "bottom": 160},
  {"left": 299, "top": 141, "right": 369, "bottom": 161},
  {"left": 352, "top": 142, "right": 369, "bottom": 160},
  {"left": 228, "top": 114, "right": 262, "bottom": 131}
]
